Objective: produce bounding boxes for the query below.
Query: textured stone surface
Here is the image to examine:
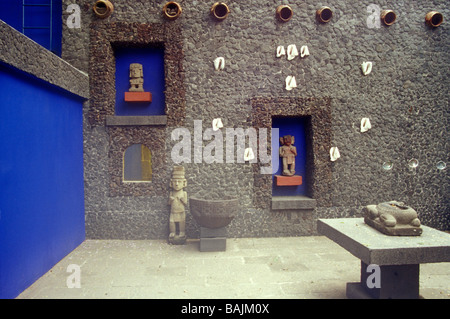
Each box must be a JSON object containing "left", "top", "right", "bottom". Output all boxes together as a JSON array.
[
  {"left": 16, "top": 238, "right": 450, "bottom": 299},
  {"left": 60, "top": 0, "right": 450, "bottom": 238},
  {"left": 355, "top": 262, "right": 420, "bottom": 299},
  {"left": 190, "top": 198, "right": 238, "bottom": 229},
  {"left": 0, "top": 20, "right": 88, "bottom": 98},
  {"left": 272, "top": 196, "right": 316, "bottom": 210},
  {"left": 105, "top": 115, "right": 167, "bottom": 126},
  {"left": 200, "top": 227, "right": 227, "bottom": 238},
  {"left": 88, "top": 21, "right": 185, "bottom": 127},
  {"left": 251, "top": 97, "right": 332, "bottom": 209},
  {"left": 199, "top": 237, "right": 227, "bottom": 252},
  {"left": 318, "top": 218, "right": 450, "bottom": 265}
]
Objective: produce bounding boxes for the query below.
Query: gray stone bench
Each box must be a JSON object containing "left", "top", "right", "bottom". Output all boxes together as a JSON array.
[{"left": 318, "top": 218, "right": 450, "bottom": 299}]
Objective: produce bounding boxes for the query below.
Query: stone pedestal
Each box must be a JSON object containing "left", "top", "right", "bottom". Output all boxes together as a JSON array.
[
  {"left": 318, "top": 218, "right": 450, "bottom": 299},
  {"left": 275, "top": 175, "right": 302, "bottom": 186},
  {"left": 347, "top": 262, "right": 419, "bottom": 299},
  {"left": 124, "top": 91, "right": 152, "bottom": 102},
  {"left": 199, "top": 227, "right": 227, "bottom": 252}
]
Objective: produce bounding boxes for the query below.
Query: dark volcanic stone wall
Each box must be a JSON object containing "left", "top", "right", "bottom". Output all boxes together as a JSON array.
[{"left": 62, "top": 0, "right": 449, "bottom": 238}]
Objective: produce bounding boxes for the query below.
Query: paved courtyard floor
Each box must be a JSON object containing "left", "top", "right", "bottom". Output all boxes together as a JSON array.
[{"left": 17, "top": 236, "right": 450, "bottom": 299}]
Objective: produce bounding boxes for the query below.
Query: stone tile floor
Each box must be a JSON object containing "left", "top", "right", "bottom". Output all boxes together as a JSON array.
[{"left": 17, "top": 236, "right": 450, "bottom": 299}]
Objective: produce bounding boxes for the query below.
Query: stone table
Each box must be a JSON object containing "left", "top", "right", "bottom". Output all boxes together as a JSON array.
[{"left": 317, "top": 218, "right": 450, "bottom": 299}]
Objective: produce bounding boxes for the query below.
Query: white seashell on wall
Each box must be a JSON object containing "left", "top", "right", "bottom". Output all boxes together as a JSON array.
[
  {"left": 300, "top": 45, "right": 310, "bottom": 58},
  {"left": 360, "top": 118, "right": 372, "bottom": 132},
  {"left": 214, "top": 57, "right": 225, "bottom": 71},
  {"left": 330, "top": 146, "right": 340, "bottom": 161},
  {"left": 212, "top": 118, "right": 224, "bottom": 131},
  {"left": 244, "top": 148, "right": 255, "bottom": 161},
  {"left": 285, "top": 76, "right": 297, "bottom": 90},
  {"left": 361, "top": 61, "right": 373, "bottom": 75},
  {"left": 276, "top": 46, "right": 286, "bottom": 57},
  {"left": 287, "top": 44, "right": 298, "bottom": 60}
]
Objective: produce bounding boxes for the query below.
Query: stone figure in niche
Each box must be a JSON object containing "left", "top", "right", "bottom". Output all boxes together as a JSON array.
[
  {"left": 279, "top": 135, "right": 297, "bottom": 176},
  {"left": 363, "top": 201, "right": 422, "bottom": 236},
  {"left": 129, "top": 63, "right": 144, "bottom": 92},
  {"left": 169, "top": 166, "right": 187, "bottom": 244}
]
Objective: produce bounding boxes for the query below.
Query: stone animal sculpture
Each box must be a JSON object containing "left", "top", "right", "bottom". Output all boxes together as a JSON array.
[{"left": 363, "top": 201, "right": 422, "bottom": 236}]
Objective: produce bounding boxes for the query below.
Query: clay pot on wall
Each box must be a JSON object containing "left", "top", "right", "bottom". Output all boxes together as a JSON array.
[
  {"left": 211, "top": 2, "right": 230, "bottom": 21},
  {"left": 276, "top": 5, "right": 293, "bottom": 22},
  {"left": 381, "top": 10, "right": 396, "bottom": 26},
  {"left": 93, "top": 0, "right": 114, "bottom": 19},
  {"left": 316, "top": 6, "right": 333, "bottom": 23},
  {"left": 425, "top": 11, "right": 444, "bottom": 27},
  {"left": 163, "top": 2, "right": 182, "bottom": 20}
]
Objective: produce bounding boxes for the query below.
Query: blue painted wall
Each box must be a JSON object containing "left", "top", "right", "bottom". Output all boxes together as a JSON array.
[
  {"left": 272, "top": 117, "right": 308, "bottom": 196},
  {"left": 114, "top": 47, "right": 166, "bottom": 116},
  {"left": 0, "top": 0, "right": 62, "bottom": 56},
  {"left": 0, "top": 62, "right": 85, "bottom": 299}
]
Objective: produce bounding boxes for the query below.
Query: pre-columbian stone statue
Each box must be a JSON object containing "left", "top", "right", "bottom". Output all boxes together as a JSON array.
[
  {"left": 129, "top": 63, "right": 144, "bottom": 92},
  {"left": 363, "top": 201, "right": 422, "bottom": 236},
  {"left": 169, "top": 166, "right": 187, "bottom": 244},
  {"left": 279, "top": 135, "right": 297, "bottom": 176}
]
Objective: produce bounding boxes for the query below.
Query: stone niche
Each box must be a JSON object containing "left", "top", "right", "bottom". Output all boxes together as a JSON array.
[
  {"left": 251, "top": 97, "right": 332, "bottom": 210},
  {"left": 89, "top": 22, "right": 185, "bottom": 197},
  {"left": 108, "top": 126, "right": 167, "bottom": 197},
  {"left": 89, "top": 22, "right": 185, "bottom": 127}
]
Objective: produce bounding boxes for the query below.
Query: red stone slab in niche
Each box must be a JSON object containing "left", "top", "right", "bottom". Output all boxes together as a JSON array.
[
  {"left": 124, "top": 92, "right": 152, "bottom": 102},
  {"left": 275, "top": 175, "right": 302, "bottom": 186}
]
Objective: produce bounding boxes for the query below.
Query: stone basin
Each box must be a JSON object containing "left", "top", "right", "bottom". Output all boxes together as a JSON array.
[{"left": 189, "top": 197, "right": 238, "bottom": 229}]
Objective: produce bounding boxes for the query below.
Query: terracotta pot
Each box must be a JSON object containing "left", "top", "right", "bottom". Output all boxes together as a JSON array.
[
  {"left": 163, "top": 2, "right": 182, "bottom": 20},
  {"left": 93, "top": 0, "right": 114, "bottom": 19},
  {"left": 316, "top": 6, "right": 332, "bottom": 23},
  {"left": 381, "top": 10, "right": 396, "bottom": 26},
  {"left": 211, "top": 2, "right": 230, "bottom": 21},
  {"left": 425, "top": 11, "right": 443, "bottom": 27},
  {"left": 276, "top": 5, "right": 293, "bottom": 22}
]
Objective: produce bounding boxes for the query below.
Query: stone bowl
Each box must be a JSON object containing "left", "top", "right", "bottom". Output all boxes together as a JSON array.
[{"left": 189, "top": 197, "right": 238, "bottom": 229}]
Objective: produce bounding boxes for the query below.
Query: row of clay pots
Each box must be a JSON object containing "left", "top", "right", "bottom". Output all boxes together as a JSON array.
[
  {"left": 92, "top": 1, "right": 444, "bottom": 28},
  {"left": 162, "top": 1, "right": 231, "bottom": 21},
  {"left": 278, "top": 5, "right": 443, "bottom": 28},
  {"left": 92, "top": 1, "right": 230, "bottom": 21}
]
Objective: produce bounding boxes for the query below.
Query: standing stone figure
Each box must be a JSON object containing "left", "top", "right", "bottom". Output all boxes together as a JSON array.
[
  {"left": 169, "top": 166, "right": 187, "bottom": 244},
  {"left": 279, "top": 135, "right": 297, "bottom": 176},
  {"left": 129, "top": 63, "right": 144, "bottom": 92}
]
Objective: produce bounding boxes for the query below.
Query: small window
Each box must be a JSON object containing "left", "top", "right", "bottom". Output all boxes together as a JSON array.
[{"left": 123, "top": 144, "right": 152, "bottom": 182}]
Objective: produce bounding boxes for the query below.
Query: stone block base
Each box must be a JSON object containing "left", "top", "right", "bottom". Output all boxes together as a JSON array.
[
  {"left": 347, "top": 261, "right": 420, "bottom": 299},
  {"left": 199, "top": 227, "right": 227, "bottom": 252},
  {"left": 124, "top": 91, "right": 152, "bottom": 102},
  {"left": 200, "top": 226, "right": 227, "bottom": 238},
  {"left": 275, "top": 175, "right": 302, "bottom": 186},
  {"left": 200, "top": 237, "right": 226, "bottom": 252}
]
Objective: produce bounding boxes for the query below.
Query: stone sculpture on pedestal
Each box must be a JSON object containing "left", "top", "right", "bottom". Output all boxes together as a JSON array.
[
  {"left": 129, "top": 63, "right": 144, "bottom": 92},
  {"left": 279, "top": 135, "right": 297, "bottom": 176},
  {"left": 125, "top": 63, "right": 152, "bottom": 102},
  {"left": 169, "top": 166, "right": 187, "bottom": 244},
  {"left": 363, "top": 201, "right": 422, "bottom": 236}
]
